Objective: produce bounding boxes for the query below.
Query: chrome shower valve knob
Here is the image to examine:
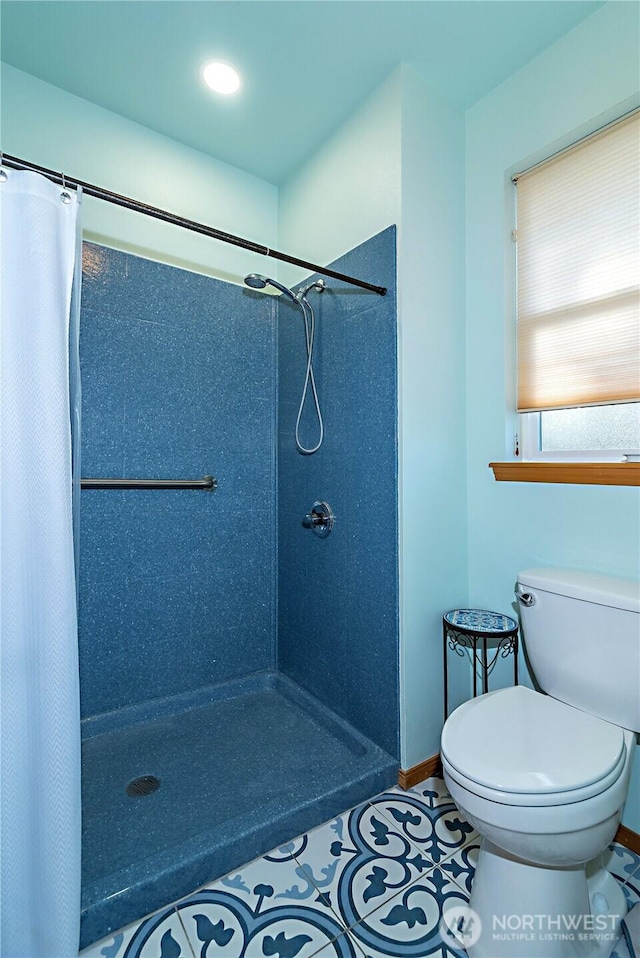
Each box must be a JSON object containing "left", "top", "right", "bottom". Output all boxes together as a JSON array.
[{"left": 302, "top": 501, "right": 334, "bottom": 537}]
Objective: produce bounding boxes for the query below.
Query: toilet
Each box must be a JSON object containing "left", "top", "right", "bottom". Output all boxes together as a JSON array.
[{"left": 440, "top": 568, "right": 639, "bottom": 958}]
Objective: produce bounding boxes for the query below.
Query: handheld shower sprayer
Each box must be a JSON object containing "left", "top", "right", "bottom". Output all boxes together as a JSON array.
[
  {"left": 243, "top": 274, "right": 326, "bottom": 301},
  {"left": 243, "top": 273, "right": 325, "bottom": 455},
  {"left": 243, "top": 273, "right": 298, "bottom": 303}
]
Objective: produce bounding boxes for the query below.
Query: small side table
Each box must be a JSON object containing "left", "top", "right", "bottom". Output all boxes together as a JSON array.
[{"left": 443, "top": 609, "right": 519, "bottom": 720}]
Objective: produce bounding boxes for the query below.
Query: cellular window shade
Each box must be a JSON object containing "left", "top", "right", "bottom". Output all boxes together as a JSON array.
[{"left": 516, "top": 111, "right": 640, "bottom": 413}]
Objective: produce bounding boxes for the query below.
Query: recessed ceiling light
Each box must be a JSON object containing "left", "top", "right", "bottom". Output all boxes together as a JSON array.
[{"left": 201, "top": 61, "right": 241, "bottom": 95}]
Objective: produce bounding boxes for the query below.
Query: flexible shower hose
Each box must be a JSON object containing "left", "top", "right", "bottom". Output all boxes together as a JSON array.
[{"left": 294, "top": 293, "right": 324, "bottom": 455}]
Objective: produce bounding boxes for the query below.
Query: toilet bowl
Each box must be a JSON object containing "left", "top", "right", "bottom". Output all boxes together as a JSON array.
[{"left": 440, "top": 568, "right": 639, "bottom": 958}]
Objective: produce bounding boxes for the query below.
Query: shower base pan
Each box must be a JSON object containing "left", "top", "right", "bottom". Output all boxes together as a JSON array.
[{"left": 80, "top": 671, "right": 398, "bottom": 949}]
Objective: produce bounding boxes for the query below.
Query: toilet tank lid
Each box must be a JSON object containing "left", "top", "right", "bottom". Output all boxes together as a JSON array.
[{"left": 518, "top": 568, "right": 639, "bottom": 613}]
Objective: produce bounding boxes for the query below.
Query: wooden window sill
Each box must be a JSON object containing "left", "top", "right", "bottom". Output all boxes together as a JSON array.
[{"left": 489, "top": 462, "right": 640, "bottom": 486}]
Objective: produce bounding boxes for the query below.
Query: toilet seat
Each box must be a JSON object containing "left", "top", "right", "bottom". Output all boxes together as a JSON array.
[
  {"left": 441, "top": 686, "right": 626, "bottom": 807},
  {"left": 442, "top": 747, "right": 627, "bottom": 807}
]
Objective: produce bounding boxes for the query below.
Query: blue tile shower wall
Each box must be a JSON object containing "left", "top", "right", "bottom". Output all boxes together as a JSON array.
[
  {"left": 78, "top": 244, "right": 276, "bottom": 718},
  {"left": 277, "top": 227, "right": 399, "bottom": 758}
]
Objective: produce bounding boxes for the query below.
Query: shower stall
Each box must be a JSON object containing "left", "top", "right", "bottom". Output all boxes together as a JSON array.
[{"left": 78, "top": 227, "right": 399, "bottom": 948}]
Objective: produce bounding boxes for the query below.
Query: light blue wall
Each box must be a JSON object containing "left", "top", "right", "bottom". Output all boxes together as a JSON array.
[
  {"left": 398, "top": 68, "right": 467, "bottom": 768},
  {"left": 465, "top": 1, "right": 640, "bottom": 829},
  {"left": 278, "top": 70, "right": 402, "bottom": 290},
  {"left": 0, "top": 64, "right": 278, "bottom": 283}
]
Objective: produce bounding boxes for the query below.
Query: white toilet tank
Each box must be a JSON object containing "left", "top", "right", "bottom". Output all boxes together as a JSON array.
[{"left": 517, "top": 568, "right": 640, "bottom": 733}]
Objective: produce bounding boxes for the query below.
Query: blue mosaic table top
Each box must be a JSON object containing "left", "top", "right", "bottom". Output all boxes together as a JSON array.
[{"left": 443, "top": 609, "right": 518, "bottom": 635}]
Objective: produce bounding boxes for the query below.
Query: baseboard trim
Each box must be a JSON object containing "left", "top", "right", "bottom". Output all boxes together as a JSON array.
[
  {"left": 398, "top": 754, "right": 442, "bottom": 790},
  {"left": 398, "top": 755, "right": 640, "bottom": 855},
  {"left": 615, "top": 823, "right": 640, "bottom": 856}
]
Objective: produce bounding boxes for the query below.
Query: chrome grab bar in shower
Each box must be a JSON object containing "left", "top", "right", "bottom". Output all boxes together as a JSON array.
[{"left": 81, "top": 475, "right": 217, "bottom": 491}]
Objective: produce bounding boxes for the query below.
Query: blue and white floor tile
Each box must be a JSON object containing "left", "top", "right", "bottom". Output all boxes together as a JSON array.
[
  {"left": 175, "top": 844, "right": 356, "bottom": 958},
  {"left": 80, "top": 775, "right": 640, "bottom": 958},
  {"left": 346, "top": 864, "right": 469, "bottom": 957},
  {"left": 606, "top": 844, "right": 640, "bottom": 902},
  {"left": 292, "top": 796, "right": 436, "bottom": 925},
  {"left": 372, "top": 781, "right": 478, "bottom": 866},
  {"left": 288, "top": 784, "right": 478, "bottom": 956}
]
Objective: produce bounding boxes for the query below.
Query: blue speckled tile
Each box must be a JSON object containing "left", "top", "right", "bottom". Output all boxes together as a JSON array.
[
  {"left": 345, "top": 674, "right": 399, "bottom": 761},
  {"left": 314, "top": 229, "right": 397, "bottom": 324},
  {"left": 80, "top": 672, "right": 397, "bottom": 949},
  {"left": 277, "top": 227, "right": 399, "bottom": 758},
  {"left": 79, "top": 242, "right": 276, "bottom": 719},
  {"left": 78, "top": 232, "right": 400, "bottom": 951},
  {"left": 82, "top": 242, "right": 276, "bottom": 335}
]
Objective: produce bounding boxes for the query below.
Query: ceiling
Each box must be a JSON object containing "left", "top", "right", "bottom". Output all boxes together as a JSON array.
[{"left": 1, "top": 0, "right": 604, "bottom": 185}]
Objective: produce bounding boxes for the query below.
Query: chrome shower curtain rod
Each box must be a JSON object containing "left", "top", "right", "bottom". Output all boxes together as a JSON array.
[{"left": 1, "top": 154, "right": 387, "bottom": 296}]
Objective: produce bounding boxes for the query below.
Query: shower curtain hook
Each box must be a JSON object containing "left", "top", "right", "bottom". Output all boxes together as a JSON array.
[{"left": 61, "top": 172, "right": 71, "bottom": 204}]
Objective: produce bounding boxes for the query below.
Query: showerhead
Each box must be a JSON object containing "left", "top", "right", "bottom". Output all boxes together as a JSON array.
[
  {"left": 244, "top": 273, "right": 269, "bottom": 290},
  {"left": 243, "top": 274, "right": 297, "bottom": 303}
]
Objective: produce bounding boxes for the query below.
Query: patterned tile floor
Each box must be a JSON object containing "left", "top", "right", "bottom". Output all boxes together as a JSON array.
[{"left": 80, "top": 776, "right": 640, "bottom": 958}]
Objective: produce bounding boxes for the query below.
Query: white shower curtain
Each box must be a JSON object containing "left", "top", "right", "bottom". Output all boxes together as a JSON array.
[{"left": 1, "top": 170, "right": 83, "bottom": 957}]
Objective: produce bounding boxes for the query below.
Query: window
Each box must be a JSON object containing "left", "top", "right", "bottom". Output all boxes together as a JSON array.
[{"left": 514, "top": 110, "right": 640, "bottom": 462}]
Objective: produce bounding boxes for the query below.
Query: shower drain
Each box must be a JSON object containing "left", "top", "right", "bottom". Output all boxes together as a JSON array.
[{"left": 126, "top": 775, "right": 161, "bottom": 797}]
